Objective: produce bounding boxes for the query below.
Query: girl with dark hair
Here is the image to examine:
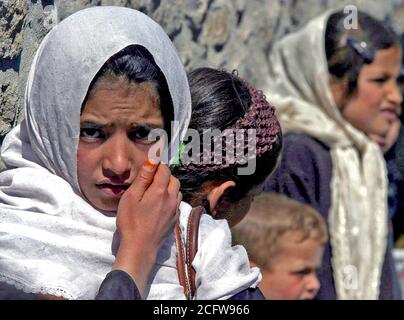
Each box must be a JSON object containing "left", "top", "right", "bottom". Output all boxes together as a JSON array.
[
  {"left": 0, "top": 7, "right": 278, "bottom": 301},
  {"left": 172, "top": 67, "right": 282, "bottom": 227},
  {"left": 159, "top": 67, "right": 283, "bottom": 300},
  {"left": 0, "top": 6, "right": 191, "bottom": 300},
  {"left": 264, "top": 9, "right": 402, "bottom": 299}
]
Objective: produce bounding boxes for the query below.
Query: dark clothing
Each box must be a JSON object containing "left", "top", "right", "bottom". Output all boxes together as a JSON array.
[
  {"left": 263, "top": 132, "right": 401, "bottom": 300},
  {"left": 384, "top": 144, "right": 404, "bottom": 299},
  {"left": 95, "top": 270, "right": 142, "bottom": 300},
  {"left": 95, "top": 270, "right": 265, "bottom": 300},
  {"left": 386, "top": 142, "right": 404, "bottom": 243},
  {"left": 386, "top": 146, "right": 402, "bottom": 221},
  {"left": 228, "top": 287, "right": 266, "bottom": 300},
  {"left": 393, "top": 178, "right": 404, "bottom": 242}
]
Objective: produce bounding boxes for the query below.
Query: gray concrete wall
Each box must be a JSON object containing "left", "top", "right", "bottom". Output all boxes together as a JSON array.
[{"left": 2, "top": 0, "right": 404, "bottom": 143}]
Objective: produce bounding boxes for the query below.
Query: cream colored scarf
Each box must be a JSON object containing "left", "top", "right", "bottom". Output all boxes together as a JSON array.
[{"left": 265, "top": 10, "right": 388, "bottom": 299}]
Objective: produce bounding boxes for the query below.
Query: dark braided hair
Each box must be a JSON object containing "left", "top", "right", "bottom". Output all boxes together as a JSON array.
[{"left": 171, "top": 67, "right": 282, "bottom": 207}]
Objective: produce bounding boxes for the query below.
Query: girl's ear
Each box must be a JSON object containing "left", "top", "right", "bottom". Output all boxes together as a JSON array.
[{"left": 206, "top": 180, "right": 236, "bottom": 217}]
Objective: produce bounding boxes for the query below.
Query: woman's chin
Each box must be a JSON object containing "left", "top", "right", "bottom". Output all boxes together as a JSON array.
[{"left": 90, "top": 198, "right": 119, "bottom": 215}]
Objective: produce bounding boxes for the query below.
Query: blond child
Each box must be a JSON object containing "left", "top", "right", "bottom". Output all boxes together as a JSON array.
[{"left": 232, "top": 193, "right": 328, "bottom": 300}]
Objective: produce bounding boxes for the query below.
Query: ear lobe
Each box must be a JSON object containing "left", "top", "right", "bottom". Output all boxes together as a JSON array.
[{"left": 206, "top": 180, "right": 236, "bottom": 216}]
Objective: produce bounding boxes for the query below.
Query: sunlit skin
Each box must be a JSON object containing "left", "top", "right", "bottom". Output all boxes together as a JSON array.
[
  {"left": 258, "top": 235, "right": 324, "bottom": 300},
  {"left": 77, "top": 82, "right": 164, "bottom": 212},
  {"left": 335, "top": 46, "right": 402, "bottom": 137},
  {"left": 369, "top": 118, "right": 401, "bottom": 154}
]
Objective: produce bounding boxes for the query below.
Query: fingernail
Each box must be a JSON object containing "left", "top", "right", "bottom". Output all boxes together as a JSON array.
[{"left": 143, "top": 158, "right": 159, "bottom": 172}]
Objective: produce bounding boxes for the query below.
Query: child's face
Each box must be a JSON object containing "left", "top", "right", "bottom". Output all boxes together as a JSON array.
[
  {"left": 259, "top": 236, "right": 324, "bottom": 300},
  {"left": 77, "top": 82, "right": 164, "bottom": 212},
  {"left": 340, "top": 46, "right": 402, "bottom": 138}
]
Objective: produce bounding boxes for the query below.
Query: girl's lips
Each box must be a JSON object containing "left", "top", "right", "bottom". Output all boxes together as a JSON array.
[
  {"left": 381, "top": 108, "right": 398, "bottom": 121},
  {"left": 96, "top": 183, "right": 129, "bottom": 196}
]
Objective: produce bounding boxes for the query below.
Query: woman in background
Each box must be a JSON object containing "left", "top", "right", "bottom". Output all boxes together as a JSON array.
[{"left": 264, "top": 9, "right": 402, "bottom": 299}]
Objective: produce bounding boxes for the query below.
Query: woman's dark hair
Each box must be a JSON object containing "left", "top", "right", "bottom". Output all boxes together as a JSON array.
[
  {"left": 325, "top": 10, "right": 400, "bottom": 96},
  {"left": 83, "top": 45, "right": 174, "bottom": 139},
  {"left": 171, "top": 67, "right": 282, "bottom": 206}
]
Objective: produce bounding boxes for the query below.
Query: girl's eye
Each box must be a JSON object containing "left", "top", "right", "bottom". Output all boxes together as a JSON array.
[
  {"left": 80, "top": 128, "right": 104, "bottom": 139},
  {"left": 129, "top": 127, "right": 152, "bottom": 142}
]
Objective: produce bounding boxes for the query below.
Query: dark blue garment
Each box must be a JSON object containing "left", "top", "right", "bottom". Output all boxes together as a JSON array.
[
  {"left": 385, "top": 145, "right": 402, "bottom": 221},
  {"left": 95, "top": 270, "right": 142, "bottom": 300},
  {"left": 95, "top": 270, "right": 265, "bottom": 300},
  {"left": 385, "top": 141, "right": 404, "bottom": 245},
  {"left": 228, "top": 287, "right": 266, "bottom": 300},
  {"left": 263, "top": 132, "right": 401, "bottom": 300},
  {"left": 393, "top": 178, "right": 404, "bottom": 242}
]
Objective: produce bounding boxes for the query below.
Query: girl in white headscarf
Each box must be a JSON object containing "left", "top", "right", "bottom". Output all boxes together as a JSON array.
[
  {"left": 263, "top": 9, "right": 402, "bottom": 299},
  {"left": 0, "top": 6, "right": 260, "bottom": 300},
  {"left": 0, "top": 5, "right": 189, "bottom": 300}
]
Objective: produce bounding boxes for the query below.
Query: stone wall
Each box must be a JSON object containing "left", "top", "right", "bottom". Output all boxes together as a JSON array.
[{"left": 2, "top": 0, "right": 404, "bottom": 142}]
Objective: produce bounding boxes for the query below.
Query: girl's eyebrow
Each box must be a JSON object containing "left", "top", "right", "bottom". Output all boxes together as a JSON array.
[
  {"left": 129, "top": 123, "right": 163, "bottom": 131},
  {"left": 80, "top": 121, "right": 164, "bottom": 130},
  {"left": 80, "top": 121, "right": 105, "bottom": 129}
]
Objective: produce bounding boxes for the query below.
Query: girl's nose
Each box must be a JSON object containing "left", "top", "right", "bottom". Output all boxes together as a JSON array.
[
  {"left": 387, "top": 81, "right": 403, "bottom": 107},
  {"left": 102, "top": 134, "right": 131, "bottom": 180}
]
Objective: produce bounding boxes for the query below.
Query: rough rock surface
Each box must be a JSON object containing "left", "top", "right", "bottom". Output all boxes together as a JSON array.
[{"left": 1, "top": 0, "right": 404, "bottom": 145}]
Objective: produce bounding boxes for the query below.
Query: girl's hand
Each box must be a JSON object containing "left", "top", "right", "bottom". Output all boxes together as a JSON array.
[{"left": 112, "top": 159, "right": 182, "bottom": 297}]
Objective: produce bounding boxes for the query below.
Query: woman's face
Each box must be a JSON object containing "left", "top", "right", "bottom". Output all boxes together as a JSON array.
[
  {"left": 77, "top": 82, "right": 164, "bottom": 212},
  {"left": 340, "top": 46, "right": 402, "bottom": 137}
]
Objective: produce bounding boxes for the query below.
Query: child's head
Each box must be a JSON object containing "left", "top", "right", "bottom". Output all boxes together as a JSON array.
[
  {"left": 77, "top": 45, "right": 174, "bottom": 212},
  {"left": 171, "top": 68, "right": 282, "bottom": 227},
  {"left": 232, "top": 193, "right": 328, "bottom": 300},
  {"left": 326, "top": 10, "right": 402, "bottom": 138}
]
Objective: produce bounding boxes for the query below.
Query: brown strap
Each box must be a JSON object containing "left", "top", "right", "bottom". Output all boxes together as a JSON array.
[
  {"left": 175, "top": 206, "right": 203, "bottom": 300},
  {"left": 186, "top": 206, "right": 203, "bottom": 297},
  {"left": 174, "top": 221, "right": 191, "bottom": 299}
]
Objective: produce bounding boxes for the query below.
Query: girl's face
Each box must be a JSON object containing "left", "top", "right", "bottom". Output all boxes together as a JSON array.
[
  {"left": 77, "top": 82, "right": 164, "bottom": 212},
  {"left": 340, "top": 46, "right": 402, "bottom": 137}
]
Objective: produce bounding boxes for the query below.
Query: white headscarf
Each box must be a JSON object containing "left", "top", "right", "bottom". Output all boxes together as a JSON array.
[
  {"left": 266, "top": 10, "right": 388, "bottom": 299},
  {"left": 0, "top": 6, "right": 191, "bottom": 299},
  {"left": 0, "top": 6, "right": 260, "bottom": 300}
]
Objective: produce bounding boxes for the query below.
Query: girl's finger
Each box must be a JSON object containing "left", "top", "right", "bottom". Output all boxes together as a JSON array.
[{"left": 128, "top": 158, "right": 160, "bottom": 200}]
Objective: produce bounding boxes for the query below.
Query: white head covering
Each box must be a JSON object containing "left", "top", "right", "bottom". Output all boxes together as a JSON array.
[
  {"left": 0, "top": 6, "right": 191, "bottom": 299},
  {"left": 266, "top": 10, "right": 388, "bottom": 299},
  {"left": 0, "top": 6, "right": 260, "bottom": 300}
]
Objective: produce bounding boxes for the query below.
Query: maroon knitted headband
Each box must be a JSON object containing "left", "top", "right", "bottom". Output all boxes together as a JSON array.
[{"left": 179, "top": 70, "right": 281, "bottom": 173}]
